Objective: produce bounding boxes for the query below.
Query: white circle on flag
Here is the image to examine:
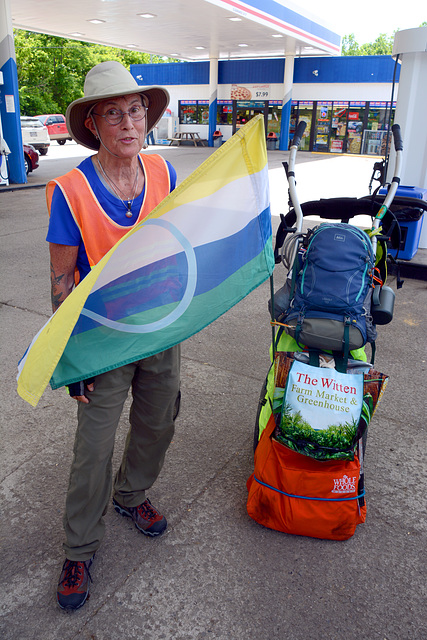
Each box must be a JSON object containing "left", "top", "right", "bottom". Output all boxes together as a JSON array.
[{"left": 80, "top": 219, "right": 197, "bottom": 333}]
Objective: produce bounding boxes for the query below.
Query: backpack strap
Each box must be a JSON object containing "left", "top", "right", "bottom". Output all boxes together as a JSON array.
[
  {"left": 370, "top": 341, "right": 376, "bottom": 365},
  {"left": 308, "top": 351, "right": 320, "bottom": 367}
]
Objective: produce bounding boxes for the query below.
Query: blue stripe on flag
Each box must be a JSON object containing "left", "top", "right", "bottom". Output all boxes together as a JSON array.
[{"left": 70, "top": 208, "right": 271, "bottom": 336}]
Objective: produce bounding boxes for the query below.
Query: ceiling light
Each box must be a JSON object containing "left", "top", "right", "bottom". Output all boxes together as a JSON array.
[
  {"left": 87, "top": 19, "right": 105, "bottom": 24},
  {"left": 238, "top": 43, "right": 249, "bottom": 47},
  {"left": 229, "top": 17, "right": 242, "bottom": 21},
  {"left": 127, "top": 44, "right": 137, "bottom": 48},
  {"left": 69, "top": 32, "right": 85, "bottom": 37},
  {"left": 272, "top": 34, "right": 283, "bottom": 38},
  {"left": 138, "top": 13, "right": 156, "bottom": 18},
  {"left": 195, "top": 46, "right": 206, "bottom": 50}
]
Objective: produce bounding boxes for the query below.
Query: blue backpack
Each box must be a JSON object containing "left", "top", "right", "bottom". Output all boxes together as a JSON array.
[{"left": 279, "top": 223, "right": 377, "bottom": 356}]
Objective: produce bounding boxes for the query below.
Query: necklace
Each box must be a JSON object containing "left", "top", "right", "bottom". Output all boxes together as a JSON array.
[{"left": 97, "top": 157, "right": 139, "bottom": 218}]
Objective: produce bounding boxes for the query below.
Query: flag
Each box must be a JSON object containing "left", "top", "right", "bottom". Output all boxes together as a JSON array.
[{"left": 17, "top": 115, "right": 274, "bottom": 407}]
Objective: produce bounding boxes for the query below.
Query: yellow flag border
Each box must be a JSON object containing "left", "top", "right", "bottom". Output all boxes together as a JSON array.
[{"left": 17, "top": 115, "right": 267, "bottom": 406}]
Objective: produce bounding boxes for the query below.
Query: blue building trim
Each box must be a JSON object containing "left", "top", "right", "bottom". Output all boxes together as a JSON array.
[
  {"left": 218, "top": 58, "right": 285, "bottom": 84},
  {"left": 279, "top": 97, "right": 291, "bottom": 151},
  {"left": 293, "top": 56, "right": 400, "bottom": 83},
  {"left": 132, "top": 59, "right": 286, "bottom": 85},
  {"left": 208, "top": 98, "right": 217, "bottom": 146},
  {"left": 132, "top": 62, "right": 209, "bottom": 86},
  {"left": 132, "top": 56, "right": 399, "bottom": 88},
  {"left": 0, "top": 56, "right": 26, "bottom": 184}
]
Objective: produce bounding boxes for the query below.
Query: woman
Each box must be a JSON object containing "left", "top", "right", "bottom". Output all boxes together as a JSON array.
[{"left": 48, "top": 61, "right": 181, "bottom": 611}]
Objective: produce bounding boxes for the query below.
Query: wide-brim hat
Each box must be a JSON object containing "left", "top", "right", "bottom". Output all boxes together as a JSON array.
[{"left": 66, "top": 60, "right": 170, "bottom": 150}]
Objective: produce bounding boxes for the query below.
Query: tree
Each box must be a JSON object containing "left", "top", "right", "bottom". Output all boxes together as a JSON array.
[
  {"left": 342, "top": 32, "right": 395, "bottom": 56},
  {"left": 342, "top": 22, "right": 427, "bottom": 56},
  {"left": 13, "top": 30, "right": 174, "bottom": 115}
]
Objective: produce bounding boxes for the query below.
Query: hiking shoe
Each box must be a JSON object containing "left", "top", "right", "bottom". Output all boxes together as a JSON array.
[
  {"left": 113, "top": 497, "right": 167, "bottom": 537},
  {"left": 56, "top": 556, "right": 93, "bottom": 610}
]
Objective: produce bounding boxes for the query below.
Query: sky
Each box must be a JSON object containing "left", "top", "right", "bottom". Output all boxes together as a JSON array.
[{"left": 288, "top": 0, "right": 426, "bottom": 45}]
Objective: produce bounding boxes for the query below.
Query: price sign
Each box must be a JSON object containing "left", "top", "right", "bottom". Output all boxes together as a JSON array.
[{"left": 230, "top": 84, "right": 270, "bottom": 100}]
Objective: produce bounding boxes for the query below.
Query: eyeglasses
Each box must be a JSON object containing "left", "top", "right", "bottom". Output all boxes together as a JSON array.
[{"left": 92, "top": 104, "right": 148, "bottom": 125}]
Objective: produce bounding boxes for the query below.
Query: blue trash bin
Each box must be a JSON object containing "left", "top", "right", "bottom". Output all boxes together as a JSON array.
[{"left": 379, "top": 185, "right": 426, "bottom": 260}]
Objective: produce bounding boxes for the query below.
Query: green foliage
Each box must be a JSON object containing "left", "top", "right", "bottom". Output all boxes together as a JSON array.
[
  {"left": 13, "top": 29, "right": 175, "bottom": 116},
  {"left": 342, "top": 32, "right": 395, "bottom": 56},
  {"left": 276, "top": 402, "right": 358, "bottom": 460},
  {"left": 342, "top": 23, "right": 427, "bottom": 56}
]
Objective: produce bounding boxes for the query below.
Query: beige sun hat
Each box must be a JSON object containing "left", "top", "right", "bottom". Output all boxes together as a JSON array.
[{"left": 66, "top": 60, "right": 170, "bottom": 150}]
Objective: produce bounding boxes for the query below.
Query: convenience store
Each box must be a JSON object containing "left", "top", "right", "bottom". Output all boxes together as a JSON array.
[{"left": 131, "top": 55, "right": 399, "bottom": 155}]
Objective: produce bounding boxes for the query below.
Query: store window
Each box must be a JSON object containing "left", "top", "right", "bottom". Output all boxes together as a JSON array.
[
  {"left": 217, "top": 101, "right": 233, "bottom": 125},
  {"left": 235, "top": 100, "right": 267, "bottom": 130},
  {"left": 289, "top": 100, "right": 395, "bottom": 155},
  {"left": 179, "top": 100, "right": 210, "bottom": 125},
  {"left": 198, "top": 100, "right": 210, "bottom": 125},
  {"left": 267, "top": 101, "right": 282, "bottom": 136},
  {"left": 295, "top": 101, "right": 313, "bottom": 152},
  {"left": 289, "top": 102, "right": 298, "bottom": 142},
  {"left": 329, "top": 102, "right": 348, "bottom": 153},
  {"left": 179, "top": 101, "right": 198, "bottom": 124},
  {"left": 362, "top": 102, "right": 395, "bottom": 155},
  {"left": 347, "top": 103, "right": 366, "bottom": 154},
  {"left": 313, "top": 102, "right": 332, "bottom": 152}
]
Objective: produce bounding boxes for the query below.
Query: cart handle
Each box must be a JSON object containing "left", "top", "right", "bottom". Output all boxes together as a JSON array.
[
  {"left": 291, "top": 121, "right": 307, "bottom": 149},
  {"left": 371, "top": 124, "right": 403, "bottom": 256},
  {"left": 392, "top": 123, "right": 403, "bottom": 151}
]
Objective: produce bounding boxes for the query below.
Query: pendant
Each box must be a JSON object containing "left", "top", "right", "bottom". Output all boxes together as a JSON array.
[{"left": 126, "top": 202, "right": 133, "bottom": 218}]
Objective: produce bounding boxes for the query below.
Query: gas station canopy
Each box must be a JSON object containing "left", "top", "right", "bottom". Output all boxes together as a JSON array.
[
  {"left": 2, "top": 0, "right": 342, "bottom": 184},
  {"left": 10, "top": 0, "right": 341, "bottom": 60}
]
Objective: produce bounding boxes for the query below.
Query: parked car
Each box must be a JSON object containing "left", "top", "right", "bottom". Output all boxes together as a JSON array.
[
  {"left": 20, "top": 116, "right": 50, "bottom": 155},
  {"left": 23, "top": 144, "right": 39, "bottom": 174},
  {"left": 35, "top": 114, "right": 72, "bottom": 145}
]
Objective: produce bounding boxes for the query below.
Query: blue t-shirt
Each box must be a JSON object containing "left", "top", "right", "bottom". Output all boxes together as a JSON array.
[{"left": 46, "top": 155, "right": 176, "bottom": 280}]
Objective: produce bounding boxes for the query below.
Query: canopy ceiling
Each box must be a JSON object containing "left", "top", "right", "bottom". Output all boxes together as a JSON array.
[{"left": 10, "top": 0, "right": 341, "bottom": 60}]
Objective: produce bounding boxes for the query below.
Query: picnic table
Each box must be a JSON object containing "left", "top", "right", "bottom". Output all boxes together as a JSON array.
[{"left": 169, "top": 132, "right": 206, "bottom": 147}]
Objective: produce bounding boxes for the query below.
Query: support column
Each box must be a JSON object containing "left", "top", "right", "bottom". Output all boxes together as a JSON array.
[
  {"left": 0, "top": 0, "right": 26, "bottom": 184},
  {"left": 208, "top": 57, "right": 218, "bottom": 147},
  {"left": 279, "top": 55, "right": 294, "bottom": 152},
  {"left": 388, "top": 28, "right": 427, "bottom": 246}
]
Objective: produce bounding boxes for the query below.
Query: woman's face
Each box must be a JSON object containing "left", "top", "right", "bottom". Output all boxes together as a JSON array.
[{"left": 85, "top": 93, "right": 147, "bottom": 159}]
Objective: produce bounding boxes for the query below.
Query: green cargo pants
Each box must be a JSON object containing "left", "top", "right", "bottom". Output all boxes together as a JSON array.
[{"left": 63, "top": 345, "right": 180, "bottom": 561}]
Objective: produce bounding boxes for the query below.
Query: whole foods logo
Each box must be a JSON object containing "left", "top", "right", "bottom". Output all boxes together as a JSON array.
[{"left": 331, "top": 474, "right": 357, "bottom": 494}]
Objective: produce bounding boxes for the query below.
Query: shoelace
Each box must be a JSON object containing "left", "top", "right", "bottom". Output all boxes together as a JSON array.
[
  {"left": 137, "top": 499, "right": 159, "bottom": 521},
  {"left": 61, "top": 560, "right": 92, "bottom": 587}
]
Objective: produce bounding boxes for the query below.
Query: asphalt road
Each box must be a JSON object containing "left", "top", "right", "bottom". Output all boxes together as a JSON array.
[{"left": 1, "top": 142, "right": 426, "bottom": 640}]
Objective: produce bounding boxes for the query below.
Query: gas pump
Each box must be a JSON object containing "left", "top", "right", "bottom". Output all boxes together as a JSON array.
[{"left": 0, "top": 122, "right": 11, "bottom": 186}]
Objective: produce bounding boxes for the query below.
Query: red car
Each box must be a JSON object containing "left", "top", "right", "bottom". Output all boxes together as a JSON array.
[
  {"left": 23, "top": 144, "right": 39, "bottom": 174},
  {"left": 35, "top": 114, "right": 72, "bottom": 145}
]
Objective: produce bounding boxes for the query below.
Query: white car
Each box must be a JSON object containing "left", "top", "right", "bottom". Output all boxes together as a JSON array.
[{"left": 20, "top": 116, "right": 50, "bottom": 155}]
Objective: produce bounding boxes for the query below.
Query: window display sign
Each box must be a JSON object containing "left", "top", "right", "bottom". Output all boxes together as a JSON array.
[
  {"left": 331, "top": 139, "right": 343, "bottom": 152},
  {"left": 230, "top": 84, "right": 270, "bottom": 100}
]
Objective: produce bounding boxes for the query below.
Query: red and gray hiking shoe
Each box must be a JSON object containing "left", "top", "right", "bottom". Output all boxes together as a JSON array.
[
  {"left": 113, "top": 497, "right": 167, "bottom": 537},
  {"left": 56, "top": 556, "right": 93, "bottom": 610}
]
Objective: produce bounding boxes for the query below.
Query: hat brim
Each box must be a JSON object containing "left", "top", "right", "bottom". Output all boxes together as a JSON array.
[{"left": 66, "top": 86, "right": 170, "bottom": 151}]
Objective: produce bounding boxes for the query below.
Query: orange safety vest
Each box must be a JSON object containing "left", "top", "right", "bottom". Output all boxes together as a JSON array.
[{"left": 46, "top": 153, "right": 171, "bottom": 273}]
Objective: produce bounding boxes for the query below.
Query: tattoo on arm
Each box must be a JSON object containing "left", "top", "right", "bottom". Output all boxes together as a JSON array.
[{"left": 50, "top": 262, "right": 66, "bottom": 311}]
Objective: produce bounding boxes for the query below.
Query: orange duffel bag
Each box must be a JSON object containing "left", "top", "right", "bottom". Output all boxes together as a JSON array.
[{"left": 247, "top": 414, "right": 366, "bottom": 541}]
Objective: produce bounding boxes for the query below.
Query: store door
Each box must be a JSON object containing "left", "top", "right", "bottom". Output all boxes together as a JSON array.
[
  {"left": 295, "top": 102, "right": 313, "bottom": 151},
  {"left": 233, "top": 101, "right": 268, "bottom": 134},
  {"left": 313, "top": 102, "right": 332, "bottom": 152},
  {"left": 329, "top": 103, "right": 349, "bottom": 153}
]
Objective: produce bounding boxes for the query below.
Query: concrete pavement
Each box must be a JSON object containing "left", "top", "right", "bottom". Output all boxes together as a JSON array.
[{"left": 1, "top": 143, "right": 426, "bottom": 640}]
